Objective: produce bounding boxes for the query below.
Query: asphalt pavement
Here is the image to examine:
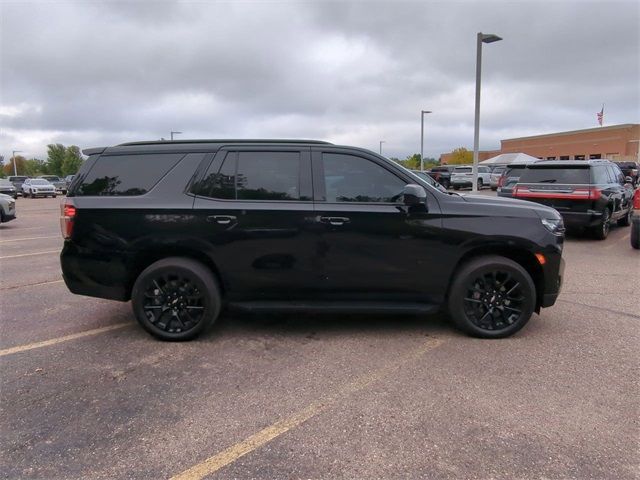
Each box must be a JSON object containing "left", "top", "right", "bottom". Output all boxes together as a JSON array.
[{"left": 1, "top": 193, "right": 638, "bottom": 480}]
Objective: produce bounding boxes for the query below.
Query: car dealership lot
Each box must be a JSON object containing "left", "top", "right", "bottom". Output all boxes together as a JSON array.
[{"left": 1, "top": 195, "right": 638, "bottom": 479}]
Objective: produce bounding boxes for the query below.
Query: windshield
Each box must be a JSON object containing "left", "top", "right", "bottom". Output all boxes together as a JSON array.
[
  {"left": 9, "top": 176, "right": 27, "bottom": 181},
  {"left": 31, "top": 179, "right": 51, "bottom": 185},
  {"left": 453, "top": 167, "right": 472, "bottom": 173},
  {"left": 41, "top": 176, "right": 60, "bottom": 181}
]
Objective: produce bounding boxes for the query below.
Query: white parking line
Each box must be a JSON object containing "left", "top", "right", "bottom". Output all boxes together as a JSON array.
[
  {"left": 0, "top": 235, "right": 60, "bottom": 243},
  {"left": 0, "top": 323, "right": 131, "bottom": 358},
  {"left": 0, "top": 250, "right": 59, "bottom": 259}
]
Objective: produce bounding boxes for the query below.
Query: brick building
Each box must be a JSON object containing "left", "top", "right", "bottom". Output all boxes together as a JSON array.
[{"left": 440, "top": 123, "right": 639, "bottom": 164}]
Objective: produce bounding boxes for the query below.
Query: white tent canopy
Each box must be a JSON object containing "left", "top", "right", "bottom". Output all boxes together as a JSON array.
[{"left": 479, "top": 153, "right": 540, "bottom": 165}]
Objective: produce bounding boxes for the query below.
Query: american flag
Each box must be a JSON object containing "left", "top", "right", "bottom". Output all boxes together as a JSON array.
[{"left": 597, "top": 105, "right": 604, "bottom": 126}]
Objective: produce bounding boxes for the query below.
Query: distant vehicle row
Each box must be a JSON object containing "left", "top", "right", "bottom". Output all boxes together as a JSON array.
[{"left": 3, "top": 175, "right": 75, "bottom": 197}]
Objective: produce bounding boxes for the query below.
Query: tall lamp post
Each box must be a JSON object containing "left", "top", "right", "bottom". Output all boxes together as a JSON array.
[
  {"left": 12, "top": 150, "right": 23, "bottom": 176},
  {"left": 420, "top": 110, "right": 432, "bottom": 171},
  {"left": 472, "top": 32, "right": 502, "bottom": 192},
  {"left": 379, "top": 140, "right": 385, "bottom": 155},
  {"left": 170, "top": 131, "right": 182, "bottom": 141}
]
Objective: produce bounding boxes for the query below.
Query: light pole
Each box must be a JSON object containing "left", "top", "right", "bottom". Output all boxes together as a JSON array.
[
  {"left": 170, "top": 131, "right": 182, "bottom": 141},
  {"left": 420, "top": 110, "right": 432, "bottom": 171},
  {"left": 12, "top": 150, "right": 23, "bottom": 176},
  {"left": 472, "top": 32, "right": 502, "bottom": 193},
  {"left": 379, "top": 141, "right": 385, "bottom": 155}
]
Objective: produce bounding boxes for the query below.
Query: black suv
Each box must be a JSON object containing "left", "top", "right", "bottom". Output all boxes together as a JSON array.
[
  {"left": 513, "top": 160, "right": 634, "bottom": 239},
  {"left": 61, "top": 140, "right": 565, "bottom": 340},
  {"left": 426, "top": 166, "right": 454, "bottom": 189}
]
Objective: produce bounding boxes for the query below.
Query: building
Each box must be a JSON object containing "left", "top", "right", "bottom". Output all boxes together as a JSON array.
[{"left": 440, "top": 123, "right": 639, "bottom": 164}]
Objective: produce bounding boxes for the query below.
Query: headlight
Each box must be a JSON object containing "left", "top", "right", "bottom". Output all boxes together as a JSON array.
[{"left": 541, "top": 217, "right": 565, "bottom": 236}]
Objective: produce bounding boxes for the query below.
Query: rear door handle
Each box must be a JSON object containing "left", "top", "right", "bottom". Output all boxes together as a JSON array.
[
  {"left": 207, "top": 215, "right": 237, "bottom": 225},
  {"left": 320, "top": 216, "right": 350, "bottom": 226}
]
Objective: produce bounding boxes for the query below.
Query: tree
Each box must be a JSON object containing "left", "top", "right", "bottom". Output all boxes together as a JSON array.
[
  {"left": 61, "top": 146, "right": 84, "bottom": 176},
  {"left": 23, "top": 158, "right": 48, "bottom": 176},
  {"left": 448, "top": 147, "right": 473, "bottom": 165},
  {"left": 2, "top": 155, "right": 27, "bottom": 176},
  {"left": 46, "top": 143, "right": 66, "bottom": 176}
]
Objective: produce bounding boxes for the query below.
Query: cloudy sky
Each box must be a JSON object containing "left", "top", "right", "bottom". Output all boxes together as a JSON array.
[{"left": 1, "top": 0, "right": 638, "bottom": 162}]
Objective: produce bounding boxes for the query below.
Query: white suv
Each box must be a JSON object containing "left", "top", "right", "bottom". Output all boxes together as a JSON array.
[
  {"left": 22, "top": 178, "right": 57, "bottom": 198},
  {"left": 451, "top": 166, "right": 492, "bottom": 190}
]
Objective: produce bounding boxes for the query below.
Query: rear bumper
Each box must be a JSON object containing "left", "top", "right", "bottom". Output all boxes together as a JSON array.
[{"left": 560, "top": 210, "right": 602, "bottom": 228}]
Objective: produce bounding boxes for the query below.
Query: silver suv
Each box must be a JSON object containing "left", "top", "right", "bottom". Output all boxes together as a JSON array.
[{"left": 451, "top": 165, "right": 492, "bottom": 190}]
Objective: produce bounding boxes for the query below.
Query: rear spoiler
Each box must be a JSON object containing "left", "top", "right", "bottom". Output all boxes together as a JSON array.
[{"left": 82, "top": 147, "right": 106, "bottom": 156}]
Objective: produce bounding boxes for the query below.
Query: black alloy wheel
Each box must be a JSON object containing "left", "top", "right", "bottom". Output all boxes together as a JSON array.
[
  {"left": 131, "top": 257, "right": 221, "bottom": 341},
  {"left": 593, "top": 208, "right": 611, "bottom": 240},
  {"left": 448, "top": 255, "right": 535, "bottom": 338}
]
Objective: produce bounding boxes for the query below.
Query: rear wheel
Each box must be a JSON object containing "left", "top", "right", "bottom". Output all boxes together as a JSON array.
[
  {"left": 617, "top": 207, "right": 632, "bottom": 227},
  {"left": 631, "top": 215, "right": 640, "bottom": 249},
  {"left": 131, "top": 257, "right": 221, "bottom": 341},
  {"left": 477, "top": 179, "right": 483, "bottom": 190},
  {"left": 593, "top": 208, "right": 611, "bottom": 240},
  {"left": 448, "top": 255, "right": 536, "bottom": 339}
]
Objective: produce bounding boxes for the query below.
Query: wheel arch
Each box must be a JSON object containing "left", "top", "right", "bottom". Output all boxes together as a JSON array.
[{"left": 446, "top": 245, "right": 544, "bottom": 312}]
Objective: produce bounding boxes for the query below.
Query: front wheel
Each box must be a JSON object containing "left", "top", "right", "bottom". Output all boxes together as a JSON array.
[
  {"left": 447, "top": 255, "right": 536, "bottom": 338},
  {"left": 131, "top": 257, "right": 221, "bottom": 341},
  {"left": 477, "top": 179, "right": 483, "bottom": 190}
]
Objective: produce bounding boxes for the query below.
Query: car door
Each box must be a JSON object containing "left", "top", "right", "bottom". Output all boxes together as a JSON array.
[
  {"left": 311, "top": 147, "right": 444, "bottom": 302},
  {"left": 191, "top": 146, "right": 319, "bottom": 300},
  {"left": 609, "top": 164, "right": 634, "bottom": 216}
]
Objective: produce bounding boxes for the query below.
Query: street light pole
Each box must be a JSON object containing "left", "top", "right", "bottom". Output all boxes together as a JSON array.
[
  {"left": 12, "top": 150, "right": 22, "bottom": 176},
  {"left": 420, "top": 110, "right": 432, "bottom": 171},
  {"left": 379, "top": 141, "right": 385, "bottom": 155},
  {"left": 170, "top": 131, "right": 182, "bottom": 141},
  {"left": 472, "top": 32, "right": 502, "bottom": 193}
]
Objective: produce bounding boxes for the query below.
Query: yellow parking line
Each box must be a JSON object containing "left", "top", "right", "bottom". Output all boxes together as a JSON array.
[
  {"left": 0, "top": 250, "right": 59, "bottom": 259},
  {"left": 0, "top": 235, "right": 60, "bottom": 243},
  {"left": 170, "top": 337, "right": 444, "bottom": 480},
  {"left": 0, "top": 279, "right": 64, "bottom": 290},
  {"left": 0, "top": 323, "right": 130, "bottom": 358}
]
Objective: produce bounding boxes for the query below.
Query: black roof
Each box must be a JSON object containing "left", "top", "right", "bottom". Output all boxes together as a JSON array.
[{"left": 84, "top": 139, "right": 333, "bottom": 156}]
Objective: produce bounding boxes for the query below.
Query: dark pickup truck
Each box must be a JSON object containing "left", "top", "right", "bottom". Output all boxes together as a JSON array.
[{"left": 426, "top": 166, "right": 456, "bottom": 189}]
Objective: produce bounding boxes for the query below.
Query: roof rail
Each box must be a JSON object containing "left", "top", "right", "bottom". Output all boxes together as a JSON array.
[{"left": 117, "top": 139, "right": 333, "bottom": 146}]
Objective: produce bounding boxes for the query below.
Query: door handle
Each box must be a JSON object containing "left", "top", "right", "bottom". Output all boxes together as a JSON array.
[
  {"left": 320, "top": 216, "right": 350, "bottom": 226},
  {"left": 207, "top": 215, "right": 237, "bottom": 225}
]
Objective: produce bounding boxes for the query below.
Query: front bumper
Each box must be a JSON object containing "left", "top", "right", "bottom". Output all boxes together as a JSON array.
[{"left": 540, "top": 256, "right": 564, "bottom": 308}]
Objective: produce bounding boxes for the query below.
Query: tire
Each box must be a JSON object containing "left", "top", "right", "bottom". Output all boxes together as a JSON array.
[
  {"left": 453, "top": 185, "right": 460, "bottom": 191},
  {"left": 617, "top": 207, "right": 632, "bottom": 227},
  {"left": 491, "top": 186, "right": 497, "bottom": 191},
  {"left": 52, "top": 194, "right": 57, "bottom": 198},
  {"left": 131, "top": 257, "right": 221, "bottom": 341},
  {"left": 631, "top": 215, "right": 640, "bottom": 249},
  {"left": 477, "top": 179, "right": 484, "bottom": 190},
  {"left": 592, "top": 208, "right": 611, "bottom": 240},
  {"left": 447, "top": 255, "right": 536, "bottom": 339}
]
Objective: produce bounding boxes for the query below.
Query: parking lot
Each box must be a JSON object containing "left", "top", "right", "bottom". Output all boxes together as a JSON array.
[{"left": 0, "top": 194, "right": 638, "bottom": 479}]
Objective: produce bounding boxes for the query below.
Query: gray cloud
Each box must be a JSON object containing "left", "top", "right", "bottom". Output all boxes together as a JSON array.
[{"left": 1, "top": 0, "right": 638, "bottom": 161}]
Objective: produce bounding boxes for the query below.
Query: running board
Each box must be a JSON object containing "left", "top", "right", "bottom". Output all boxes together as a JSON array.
[{"left": 227, "top": 301, "right": 439, "bottom": 315}]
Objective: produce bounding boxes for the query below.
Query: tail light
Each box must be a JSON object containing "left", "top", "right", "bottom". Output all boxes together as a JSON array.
[
  {"left": 60, "top": 199, "right": 76, "bottom": 239},
  {"left": 634, "top": 189, "right": 640, "bottom": 209},
  {"left": 514, "top": 186, "right": 602, "bottom": 200}
]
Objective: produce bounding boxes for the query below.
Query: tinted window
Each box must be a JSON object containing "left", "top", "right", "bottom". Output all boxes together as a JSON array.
[
  {"left": 237, "top": 151, "right": 301, "bottom": 201},
  {"left": 454, "top": 167, "right": 472, "bottom": 173},
  {"left": 610, "top": 164, "right": 625, "bottom": 184},
  {"left": 31, "top": 179, "right": 50, "bottom": 185},
  {"left": 322, "top": 154, "right": 406, "bottom": 203},
  {"left": 591, "top": 166, "right": 610, "bottom": 184},
  {"left": 76, "top": 153, "right": 183, "bottom": 196},
  {"left": 519, "top": 167, "right": 590, "bottom": 184},
  {"left": 196, "top": 151, "right": 304, "bottom": 201}
]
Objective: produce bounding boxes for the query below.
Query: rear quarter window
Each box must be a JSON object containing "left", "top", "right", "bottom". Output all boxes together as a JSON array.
[
  {"left": 519, "top": 167, "right": 590, "bottom": 184},
  {"left": 75, "top": 153, "right": 183, "bottom": 196}
]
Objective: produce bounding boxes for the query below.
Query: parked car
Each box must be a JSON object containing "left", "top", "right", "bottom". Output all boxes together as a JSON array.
[
  {"left": 0, "top": 193, "right": 16, "bottom": 223},
  {"left": 0, "top": 179, "right": 18, "bottom": 199},
  {"left": 497, "top": 163, "right": 534, "bottom": 198},
  {"left": 61, "top": 139, "right": 565, "bottom": 341},
  {"left": 426, "top": 166, "right": 455, "bottom": 189},
  {"left": 451, "top": 165, "right": 492, "bottom": 190},
  {"left": 513, "top": 160, "right": 634, "bottom": 239},
  {"left": 22, "top": 178, "right": 57, "bottom": 198},
  {"left": 489, "top": 166, "right": 506, "bottom": 191},
  {"left": 615, "top": 161, "right": 639, "bottom": 187},
  {"left": 632, "top": 188, "right": 640, "bottom": 249},
  {"left": 410, "top": 170, "right": 448, "bottom": 192},
  {"left": 7, "top": 176, "right": 29, "bottom": 196},
  {"left": 39, "top": 175, "right": 68, "bottom": 194}
]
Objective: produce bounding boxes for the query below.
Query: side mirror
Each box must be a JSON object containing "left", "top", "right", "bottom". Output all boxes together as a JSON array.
[
  {"left": 625, "top": 176, "right": 633, "bottom": 184},
  {"left": 403, "top": 184, "right": 427, "bottom": 206}
]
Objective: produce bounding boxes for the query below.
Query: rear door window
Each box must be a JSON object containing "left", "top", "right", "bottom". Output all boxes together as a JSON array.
[
  {"left": 519, "top": 167, "right": 590, "bottom": 184},
  {"left": 75, "top": 153, "right": 183, "bottom": 196}
]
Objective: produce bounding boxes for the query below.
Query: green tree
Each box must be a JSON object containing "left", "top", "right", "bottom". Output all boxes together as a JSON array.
[
  {"left": 61, "top": 146, "right": 84, "bottom": 176},
  {"left": 23, "top": 158, "right": 48, "bottom": 176},
  {"left": 2, "top": 155, "right": 27, "bottom": 176},
  {"left": 448, "top": 147, "right": 473, "bottom": 165},
  {"left": 46, "top": 143, "right": 66, "bottom": 176}
]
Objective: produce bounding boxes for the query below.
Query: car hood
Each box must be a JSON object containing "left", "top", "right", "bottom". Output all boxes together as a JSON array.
[{"left": 457, "top": 193, "right": 561, "bottom": 219}]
